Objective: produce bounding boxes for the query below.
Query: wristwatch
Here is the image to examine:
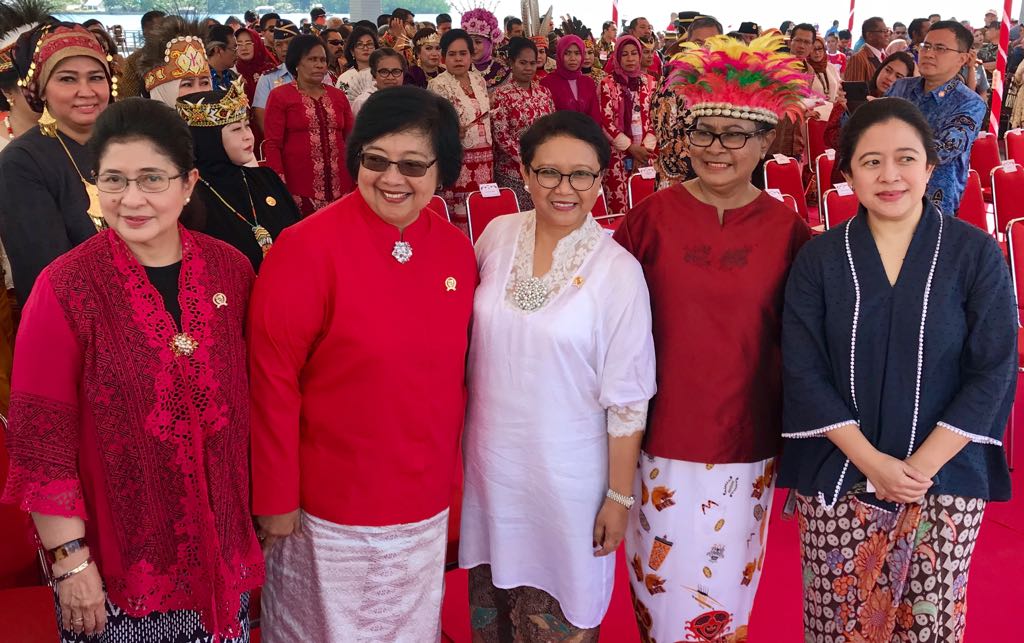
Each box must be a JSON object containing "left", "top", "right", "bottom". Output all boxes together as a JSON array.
[{"left": 606, "top": 489, "right": 636, "bottom": 509}]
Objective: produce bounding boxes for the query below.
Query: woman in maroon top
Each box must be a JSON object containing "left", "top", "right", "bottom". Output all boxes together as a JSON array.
[
  {"left": 249, "top": 86, "right": 475, "bottom": 641},
  {"left": 614, "top": 35, "right": 811, "bottom": 643}
]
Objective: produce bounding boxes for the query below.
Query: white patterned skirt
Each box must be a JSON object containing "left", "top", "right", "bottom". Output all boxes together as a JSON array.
[{"left": 261, "top": 509, "right": 449, "bottom": 643}]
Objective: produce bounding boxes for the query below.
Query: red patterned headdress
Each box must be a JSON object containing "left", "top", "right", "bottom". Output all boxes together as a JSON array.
[
  {"left": 19, "top": 23, "right": 113, "bottom": 111},
  {"left": 665, "top": 33, "right": 812, "bottom": 125}
]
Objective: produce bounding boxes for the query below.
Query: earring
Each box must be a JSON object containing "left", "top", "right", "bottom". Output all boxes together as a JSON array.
[
  {"left": 184, "top": 197, "right": 191, "bottom": 204},
  {"left": 39, "top": 106, "right": 58, "bottom": 138}
]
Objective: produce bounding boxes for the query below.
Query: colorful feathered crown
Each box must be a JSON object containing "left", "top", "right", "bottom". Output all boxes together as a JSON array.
[
  {"left": 461, "top": 8, "right": 502, "bottom": 41},
  {"left": 665, "top": 33, "right": 812, "bottom": 126},
  {"left": 176, "top": 77, "right": 249, "bottom": 128}
]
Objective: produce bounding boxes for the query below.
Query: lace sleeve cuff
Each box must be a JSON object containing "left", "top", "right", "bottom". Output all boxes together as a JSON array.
[
  {"left": 936, "top": 421, "right": 1004, "bottom": 447},
  {"left": 1, "top": 470, "right": 85, "bottom": 518},
  {"left": 607, "top": 401, "right": 648, "bottom": 437},
  {"left": 782, "top": 420, "right": 857, "bottom": 439}
]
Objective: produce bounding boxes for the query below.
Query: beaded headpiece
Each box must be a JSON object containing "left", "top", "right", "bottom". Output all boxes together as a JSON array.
[
  {"left": 415, "top": 31, "right": 441, "bottom": 48},
  {"left": 143, "top": 35, "right": 209, "bottom": 92},
  {"left": 665, "top": 33, "right": 812, "bottom": 126},
  {"left": 176, "top": 77, "right": 249, "bottom": 127},
  {"left": 461, "top": 8, "right": 502, "bottom": 41},
  {"left": 18, "top": 23, "right": 115, "bottom": 111},
  {"left": 530, "top": 35, "right": 548, "bottom": 51}
]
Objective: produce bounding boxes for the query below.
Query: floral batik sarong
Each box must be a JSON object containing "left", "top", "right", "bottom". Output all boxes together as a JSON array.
[{"left": 797, "top": 493, "right": 986, "bottom": 643}]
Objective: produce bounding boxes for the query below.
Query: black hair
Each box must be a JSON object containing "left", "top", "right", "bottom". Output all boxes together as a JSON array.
[
  {"left": 441, "top": 28, "right": 474, "bottom": 56},
  {"left": 321, "top": 27, "right": 343, "bottom": 41},
  {"left": 628, "top": 17, "right": 648, "bottom": 32},
  {"left": 81, "top": 18, "right": 102, "bottom": 29},
  {"left": 838, "top": 29, "right": 852, "bottom": 40},
  {"left": 285, "top": 34, "right": 325, "bottom": 77},
  {"left": 688, "top": 16, "right": 724, "bottom": 37},
  {"left": 893, "top": 21, "right": 906, "bottom": 30},
  {"left": 370, "top": 47, "right": 408, "bottom": 75},
  {"left": 353, "top": 20, "right": 377, "bottom": 31},
  {"left": 908, "top": 18, "right": 930, "bottom": 40},
  {"left": 837, "top": 97, "right": 938, "bottom": 175},
  {"left": 392, "top": 8, "right": 414, "bottom": 22},
  {"left": 780, "top": 20, "right": 794, "bottom": 33},
  {"left": 346, "top": 86, "right": 462, "bottom": 186},
  {"left": 506, "top": 17, "right": 523, "bottom": 29},
  {"left": 520, "top": 111, "right": 610, "bottom": 171},
  {"left": 376, "top": 14, "right": 390, "bottom": 27},
  {"left": 343, "top": 25, "right": 379, "bottom": 67},
  {"left": 929, "top": 20, "right": 973, "bottom": 52},
  {"left": 412, "top": 27, "right": 438, "bottom": 53},
  {"left": 928, "top": 13, "right": 941, "bottom": 20},
  {"left": 861, "top": 16, "right": 885, "bottom": 40},
  {"left": 206, "top": 25, "right": 235, "bottom": 50},
  {"left": 792, "top": 23, "right": 817, "bottom": 39},
  {"left": 311, "top": 7, "right": 326, "bottom": 19},
  {"left": 507, "top": 36, "right": 537, "bottom": 61},
  {"left": 244, "top": 10, "right": 257, "bottom": 23},
  {"left": 90, "top": 97, "right": 194, "bottom": 173},
  {"left": 436, "top": 13, "right": 452, "bottom": 25},
  {"left": 868, "top": 51, "right": 916, "bottom": 96},
  {"left": 258, "top": 13, "right": 281, "bottom": 31},
  {"left": 141, "top": 10, "right": 166, "bottom": 32}
]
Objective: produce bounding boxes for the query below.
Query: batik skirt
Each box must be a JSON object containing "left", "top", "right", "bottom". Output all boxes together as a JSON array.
[{"left": 442, "top": 145, "right": 494, "bottom": 230}]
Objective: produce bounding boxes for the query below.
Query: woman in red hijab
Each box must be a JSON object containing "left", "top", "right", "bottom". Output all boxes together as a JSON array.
[
  {"left": 539, "top": 34, "right": 601, "bottom": 123},
  {"left": 598, "top": 35, "right": 656, "bottom": 213},
  {"left": 233, "top": 27, "right": 277, "bottom": 151}
]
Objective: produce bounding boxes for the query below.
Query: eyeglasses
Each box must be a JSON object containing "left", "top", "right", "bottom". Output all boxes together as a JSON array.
[
  {"left": 354, "top": 41, "right": 375, "bottom": 49},
  {"left": 919, "top": 42, "right": 967, "bottom": 54},
  {"left": 327, "top": 39, "right": 344, "bottom": 46},
  {"left": 359, "top": 152, "right": 437, "bottom": 177},
  {"left": 867, "top": 29, "right": 892, "bottom": 35},
  {"left": 95, "top": 172, "right": 187, "bottom": 193},
  {"left": 686, "top": 128, "right": 765, "bottom": 149},
  {"left": 530, "top": 166, "right": 600, "bottom": 190},
  {"left": 375, "top": 68, "right": 404, "bottom": 78}
]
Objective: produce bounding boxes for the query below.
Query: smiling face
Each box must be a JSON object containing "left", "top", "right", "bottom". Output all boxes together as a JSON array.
[
  {"left": 357, "top": 129, "right": 439, "bottom": 228},
  {"left": 810, "top": 39, "right": 826, "bottom": 63},
  {"left": 235, "top": 31, "right": 255, "bottom": 61},
  {"left": 42, "top": 56, "right": 110, "bottom": 131},
  {"left": 221, "top": 120, "right": 256, "bottom": 165},
  {"left": 97, "top": 138, "right": 198, "bottom": 256},
  {"left": 443, "top": 37, "right": 472, "bottom": 76},
  {"left": 688, "top": 116, "right": 774, "bottom": 193},
  {"left": 522, "top": 134, "right": 603, "bottom": 230},
  {"left": 843, "top": 118, "right": 933, "bottom": 221}
]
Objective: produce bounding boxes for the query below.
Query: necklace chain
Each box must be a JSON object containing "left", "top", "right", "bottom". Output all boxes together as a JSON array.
[{"left": 200, "top": 173, "right": 275, "bottom": 257}]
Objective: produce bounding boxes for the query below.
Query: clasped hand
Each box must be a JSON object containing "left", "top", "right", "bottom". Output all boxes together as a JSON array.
[{"left": 864, "top": 453, "right": 933, "bottom": 504}]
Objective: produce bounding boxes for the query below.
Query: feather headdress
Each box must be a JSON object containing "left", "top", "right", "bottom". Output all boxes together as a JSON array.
[
  {"left": 522, "top": 0, "right": 553, "bottom": 38},
  {"left": 665, "top": 33, "right": 812, "bottom": 125},
  {"left": 0, "top": 0, "right": 55, "bottom": 75}
]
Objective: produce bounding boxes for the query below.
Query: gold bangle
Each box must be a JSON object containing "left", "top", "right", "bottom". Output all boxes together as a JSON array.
[
  {"left": 49, "top": 537, "right": 88, "bottom": 563},
  {"left": 52, "top": 558, "right": 93, "bottom": 584}
]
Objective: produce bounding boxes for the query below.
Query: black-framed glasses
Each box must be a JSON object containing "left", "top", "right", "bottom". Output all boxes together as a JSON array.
[
  {"left": 95, "top": 172, "right": 187, "bottom": 193},
  {"left": 919, "top": 42, "right": 966, "bottom": 55},
  {"left": 686, "top": 128, "right": 765, "bottom": 150},
  {"left": 375, "top": 68, "right": 404, "bottom": 79},
  {"left": 530, "top": 166, "right": 601, "bottom": 190},
  {"left": 327, "top": 39, "right": 344, "bottom": 46},
  {"left": 353, "top": 41, "right": 376, "bottom": 49},
  {"left": 359, "top": 152, "right": 436, "bottom": 177}
]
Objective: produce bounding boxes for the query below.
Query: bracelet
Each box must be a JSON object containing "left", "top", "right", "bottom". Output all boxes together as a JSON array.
[
  {"left": 49, "top": 537, "right": 88, "bottom": 563},
  {"left": 52, "top": 558, "right": 93, "bottom": 584},
  {"left": 606, "top": 488, "right": 636, "bottom": 509}
]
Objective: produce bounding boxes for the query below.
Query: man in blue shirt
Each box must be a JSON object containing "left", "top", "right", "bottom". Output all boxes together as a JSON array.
[
  {"left": 205, "top": 25, "right": 238, "bottom": 91},
  {"left": 887, "top": 21, "right": 986, "bottom": 215}
]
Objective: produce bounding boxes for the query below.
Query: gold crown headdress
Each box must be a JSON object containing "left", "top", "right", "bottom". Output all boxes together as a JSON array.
[
  {"left": 415, "top": 31, "right": 440, "bottom": 47},
  {"left": 176, "top": 77, "right": 249, "bottom": 127},
  {"left": 144, "top": 35, "right": 209, "bottom": 92}
]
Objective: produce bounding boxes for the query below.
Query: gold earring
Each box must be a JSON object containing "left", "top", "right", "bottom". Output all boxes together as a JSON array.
[{"left": 39, "top": 106, "right": 57, "bottom": 137}]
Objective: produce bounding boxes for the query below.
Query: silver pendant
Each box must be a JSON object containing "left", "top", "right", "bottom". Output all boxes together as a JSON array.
[{"left": 392, "top": 240, "right": 413, "bottom": 264}]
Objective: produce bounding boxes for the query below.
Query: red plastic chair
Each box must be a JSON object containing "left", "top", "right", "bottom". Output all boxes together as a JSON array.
[
  {"left": 594, "top": 214, "right": 624, "bottom": 231},
  {"left": 465, "top": 187, "right": 520, "bottom": 244},
  {"left": 1006, "top": 129, "right": 1024, "bottom": 166},
  {"left": 992, "top": 163, "right": 1024, "bottom": 238},
  {"left": 764, "top": 156, "right": 809, "bottom": 221},
  {"left": 428, "top": 195, "right": 451, "bottom": 222},
  {"left": 957, "top": 169, "right": 993, "bottom": 236},
  {"left": 822, "top": 188, "right": 859, "bottom": 230},
  {"left": 1003, "top": 217, "right": 1024, "bottom": 470},
  {"left": 592, "top": 190, "right": 609, "bottom": 218},
  {"left": 971, "top": 132, "right": 1000, "bottom": 202},
  {"left": 805, "top": 117, "right": 829, "bottom": 167},
  {"left": 814, "top": 151, "right": 837, "bottom": 209},
  {"left": 781, "top": 194, "right": 800, "bottom": 214},
  {"left": 627, "top": 172, "right": 656, "bottom": 210}
]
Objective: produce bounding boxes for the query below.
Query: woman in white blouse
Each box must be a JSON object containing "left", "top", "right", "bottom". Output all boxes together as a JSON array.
[{"left": 459, "top": 111, "right": 656, "bottom": 640}]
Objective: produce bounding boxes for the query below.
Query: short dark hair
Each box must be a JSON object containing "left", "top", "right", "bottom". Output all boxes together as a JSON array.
[
  {"left": 520, "top": 111, "right": 611, "bottom": 172},
  {"left": 506, "top": 17, "right": 523, "bottom": 30},
  {"left": 893, "top": 21, "right": 906, "bottom": 30},
  {"left": 867, "top": 51, "right": 916, "bottom": 96},
  {"left": 91, "top": 97, "right": 193, "bottom": 173},
  {"left": 436, "top": 13, "right": 452, "bottom": 25},
  {"left": 837, "top": 97, "right": 938, "bottom": 176},
  {"left": 928, "top": 13, "right": 941, "bottom": 20},
  {"left": 344, "top": 25, "right": 379, "bottom": 66},
  {"left": 321, "top": 27, "right": 342, "bottom": 42},
  {"left": 628, "top": 17, "right": 648, "bottom": 31},
  {"left": 285, "top": 35, "right": 325, "bottom": 76},
  {"left": 244, "top": 10, "right": 257, "bottom": 23},
  {"left": 929, "top": 20, "right": 973, "bottom": 52},
  {"left": 311, "top": 7, "right": 326, "bottom": 19},
  {"left": 688, "top": 16, "right": 724, "bottom": 37},
  {"left": 377, "top": 14, "right": 391, "bottom": 27},
  {"left": 838, "top": 29, "right": 852, "bottom": 40},
  {"left": 507, "top": 36, "right": 537, "bottom": 61},
  {"left": 347, "top": 86, "right": 462, "bottom": 186},
  {"left": 987, "top": 21, "right": 1001, "bottom": 31},
  {"left": 908, "top": 18, "right": 930, "bottom": 40},
  {"left": 206, "top": 25, "right": 235, "bottom": 50},
  {"left": 861, "top": 17, "right": 884, "bottom": 39},
  {"left": 370, "top": 47, "right": 407, "bottom": 75},
  {"left": 602, "top": 21, "right": 615, "bottom": 30},
  {"left": 259, "top": 13, "right": 281, "bottom": 31},
  {"left": 792, "top": 23, "right": 817, "bottom": 39},
  {"left": 141, "top": 10, "right": 166, "bottom": 31},
  {"left": 441, "top": 28, "right": 474, "bottom": 56},
  {"left": 82, "top": 19, "right": 102, "bottom": 29},
  {"left": 392, "top": 8, "right": 415, "bottom": 22}
]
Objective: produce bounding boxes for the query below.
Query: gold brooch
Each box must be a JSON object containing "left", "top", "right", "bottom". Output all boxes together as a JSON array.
[
  {"left": 445, "top": 277, "right": 457, "bottom": 292},
  {"left": 170, "top": 332, "right": 199, "bottom": 357},
  {"left": 572, "top": 276, "right": 585, "bottom": 288},
  {"left": 265, "top": 196, "right": 277, "bottom": 206},
  {"left": 213, "top": 293, "right": 228, "bottom": 308}
]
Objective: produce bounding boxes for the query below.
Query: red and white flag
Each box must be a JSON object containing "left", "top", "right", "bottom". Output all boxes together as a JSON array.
[{"left": 612, "top": 0, "right": 618, "bottom": 27}]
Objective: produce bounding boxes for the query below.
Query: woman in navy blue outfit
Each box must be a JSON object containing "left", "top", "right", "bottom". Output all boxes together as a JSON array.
[{"left": 779, "top": 97, "right": 1015, "bottom": 643}]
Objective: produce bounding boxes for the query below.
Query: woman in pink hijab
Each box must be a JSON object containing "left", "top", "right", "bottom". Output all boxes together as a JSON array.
[{"left": 539, "top": 35, "right": 601, "bottom": 123}]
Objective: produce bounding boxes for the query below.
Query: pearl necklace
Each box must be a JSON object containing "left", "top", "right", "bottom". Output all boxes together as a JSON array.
[{"left": 3, "top": 116, "right": 12, "bottom": 140}]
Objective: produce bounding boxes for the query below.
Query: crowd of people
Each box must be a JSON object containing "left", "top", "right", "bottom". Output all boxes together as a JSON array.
[{"left": 0, "top": 2, "right": 1016, "bottom": 643}]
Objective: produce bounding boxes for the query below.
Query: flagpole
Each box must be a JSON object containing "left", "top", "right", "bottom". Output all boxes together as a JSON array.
[
  {"left": 848, "top": 0, "right": 856, "bottom": 32},
  {"left": 991, "top": 0, "right": 1012, "bottom": 135}
]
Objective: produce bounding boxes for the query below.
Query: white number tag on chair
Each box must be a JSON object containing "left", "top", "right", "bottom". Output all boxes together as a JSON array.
[
  {"left": 835, "top": 182, "right": 854, "bottom": 196},
  {"left": 825, "top": 149, "right": 836, "bottom": 160},
  {"left": 773, "top": 154, "right": 791, "bottom": 164},
  {"left": 479, "top": 183, "right": 501, "bottom": 198},
  {"left": 765, "top": 188, "right": 785, "bottom": 202},
  {"left": 638, "top": 166, "right": 656, "bottom": 180},
  {"left": 1002, "top": 160, "right": 1018, "bottom": 173}
]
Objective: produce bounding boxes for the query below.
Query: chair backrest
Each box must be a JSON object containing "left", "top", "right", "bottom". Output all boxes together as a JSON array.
[
  {"left": 466, "top": 187, "right": 520, "bottom": 243},
  {"left": 823, "top": 188, "right": 859, "bottom": 230},
  {"left": 592, "top": 190, "right": 609, "bottom": 218},
  {"left": 428, "top": 194, "right": 451, "bottom": 222},
  {"left": 781, "top": 194, "right": 800, "bottom": 213},
  {"left": 805, "top": 118, "right": 829, "bottom": 166},
  {"left": 627, "top": 172, "right": 656, "bottom": 210},
  {"left": 763, "top": 157, "right": 809, "bottom": 220},
  {"left": 1006, "top": 217, "right": 1024, "bottom": 326},
  {"left": 970, "top": 132, "right": 1001, "bottom": 180},
  {"left": 594, "top": 214, "right": 624, "bottom": 231},
  {"left": 814, "top": 151, "right": 837, "bottom": 208},
  {"left": 957, "top": 169, "right": 993, "bottom": 235},
  {"left": 992, "top": 163, "right": 1024, "bottom": 236},
  {"left": 1006, "top": 129, "right": 1024, "bottom": 166}
]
